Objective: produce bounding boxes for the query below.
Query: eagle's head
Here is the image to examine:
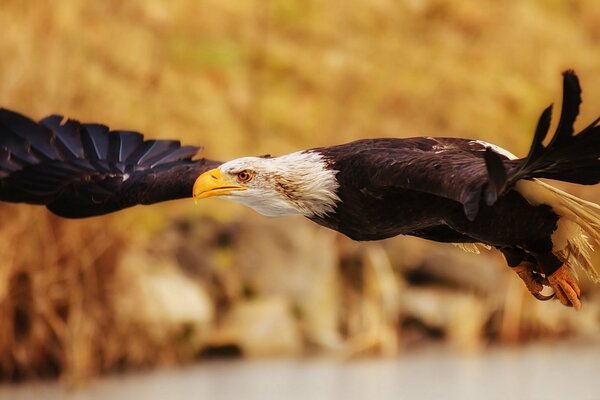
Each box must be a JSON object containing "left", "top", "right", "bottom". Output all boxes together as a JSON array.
[{"left": 193, "top": 151, "right": 340, "bottom": 217}]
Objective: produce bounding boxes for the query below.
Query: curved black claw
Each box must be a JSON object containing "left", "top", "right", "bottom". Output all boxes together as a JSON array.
[
  {"left": 512, "top": 263, "right": 556, "bottom": 302},
  {"left": 531, "top": 290, "right": 555, "bottom": 301}
]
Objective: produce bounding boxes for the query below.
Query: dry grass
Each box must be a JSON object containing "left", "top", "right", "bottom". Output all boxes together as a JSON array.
[
  {"left": 0, "top": 206, "right": 122, "bottom": 381},
  {"left": 1, "top": 0, "right": 600, "bottom": 383}
]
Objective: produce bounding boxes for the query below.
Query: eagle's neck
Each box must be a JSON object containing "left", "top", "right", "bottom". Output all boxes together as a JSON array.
[{"left": 272, "top": 150, "right": 341, "bottom": 217}]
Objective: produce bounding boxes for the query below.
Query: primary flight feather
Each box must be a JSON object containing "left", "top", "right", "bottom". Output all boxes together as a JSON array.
[{"left": 2, "top": 70, "right": 600, "bottom": 310}]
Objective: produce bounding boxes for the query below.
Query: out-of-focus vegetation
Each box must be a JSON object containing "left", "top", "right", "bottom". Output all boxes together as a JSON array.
[{"left": 1, "top": 0, "right": 600, "bottom": 383}]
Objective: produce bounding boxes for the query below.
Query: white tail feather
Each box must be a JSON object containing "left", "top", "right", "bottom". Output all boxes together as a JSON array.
[
  {"left": 452, "top": 243, "right": 491, "bottom": 254},
  {"left": 520, "top": 180, "right": 600, "bottom": 283}
]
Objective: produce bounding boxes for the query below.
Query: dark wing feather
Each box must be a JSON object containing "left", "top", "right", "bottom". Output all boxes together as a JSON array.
[
  {"left": 108, "top": 130, "right": 143, "bottom": 163},
  {"left": 329, "top": 71, "right": 600, "bottom": 221},
  {"left": 338, "top": 71, "right": 600, "bottom": 220},
  {"left": 462, "top": 70, "right": 600, "bottom": 194},
  {"left": 40, "top": 115, "right": 86, "bottom": 158},
  {"left": 368, "top": 138, "right": 515, "bottom": 220},
  {"left": 324, "top": 137, "right": 516, "bottom": 221},
  {"left": 504, "top": 70, "right": 600, "bottom": 186},
  {"left": 483, "top": 148, "right": 508, "bottom": 205},
  {"left": 81, "top": 124, "right": 110, "bottom": 161},
  {"left": 0, "top": 109, "right": 61, "bottom": 161},
  {"left": 0, "top": 108, "right": 221, "bottom": 218}
]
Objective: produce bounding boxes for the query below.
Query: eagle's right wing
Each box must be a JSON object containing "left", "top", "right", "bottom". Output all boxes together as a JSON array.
[{"left": 0, "top": 108, "right": 221, "bottom": 218}]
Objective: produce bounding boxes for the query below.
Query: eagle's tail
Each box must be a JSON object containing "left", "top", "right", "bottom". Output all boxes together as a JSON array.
[{"left": 517, "top": 179, "right": 600, "bottom": 283}]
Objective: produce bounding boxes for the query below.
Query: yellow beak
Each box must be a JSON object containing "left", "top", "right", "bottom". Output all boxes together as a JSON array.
[{"left": 193, "top": 168, "right": 247, "bottom": 200}]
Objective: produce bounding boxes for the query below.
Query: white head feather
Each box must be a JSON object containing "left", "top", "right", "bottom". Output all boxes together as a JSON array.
[{"left": 218, "top": 151, "right": 340, "bottom": 217}]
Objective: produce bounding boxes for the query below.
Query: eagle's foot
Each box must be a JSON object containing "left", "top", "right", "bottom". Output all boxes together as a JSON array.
[
  {"left": 513, "top": 263, "right": 554, "bottom": 301},
  {"left": 547, "top": 265, "right": 582, "bottom": 310}
]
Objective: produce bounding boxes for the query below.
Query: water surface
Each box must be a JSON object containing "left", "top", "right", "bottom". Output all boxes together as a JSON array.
[{"left": 2, "top": 342, "right": 599, "bottom": 400}]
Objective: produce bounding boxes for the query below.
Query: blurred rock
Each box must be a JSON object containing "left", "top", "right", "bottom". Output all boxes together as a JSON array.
[
  {"left": 115, "top": 250, "right": 214, "bottom": 344},
  {"left": 211, "top": 297, "right": 302, "bottom": 357},
  {"left": 231, "top": 216, "right": 343, "bottom": 350},
  {"left": 383, "top": 237, "right": 506, "bottom": 295},
  {"left": 401, "top": 287, "right": 489, "bottom": 351}
]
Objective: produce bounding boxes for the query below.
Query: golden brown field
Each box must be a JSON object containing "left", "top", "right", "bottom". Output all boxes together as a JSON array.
[{"left": 1, "top": 0, "right": 600, "bottom": 383}]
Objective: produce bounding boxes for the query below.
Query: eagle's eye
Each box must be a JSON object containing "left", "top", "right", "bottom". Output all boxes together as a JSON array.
[{"left": 236, "top": 170, "right": 254, "bottom": 183}]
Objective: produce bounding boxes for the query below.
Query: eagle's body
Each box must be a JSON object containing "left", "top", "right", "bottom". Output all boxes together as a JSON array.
[
  {"left": 310, "top": 138, "right": 558, "bottom": 247},
  {"left": 2, "top": 70, "right": 600, "bottom": 309}
]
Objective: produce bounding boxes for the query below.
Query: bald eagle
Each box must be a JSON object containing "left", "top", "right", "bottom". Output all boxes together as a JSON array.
[{"left": 1, "top": 71, "right": 600, "bottom": 310}]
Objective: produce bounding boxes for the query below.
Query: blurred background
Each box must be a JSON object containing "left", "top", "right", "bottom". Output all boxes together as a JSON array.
[{"left": 1, "top": 0, "right": 600, "bottom": 395}]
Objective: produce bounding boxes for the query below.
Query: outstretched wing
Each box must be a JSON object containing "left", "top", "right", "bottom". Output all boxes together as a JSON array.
[{"left": 0, "top": 108, "right": 221, "bottom": 218}]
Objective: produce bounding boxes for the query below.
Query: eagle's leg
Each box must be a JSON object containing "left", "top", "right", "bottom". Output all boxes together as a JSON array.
[
  {"left": 500, "top": 248, "right": 553, "bottom": 301},
  {"left": 535, "top": 252, "right": 582, "bottom": 310}
]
